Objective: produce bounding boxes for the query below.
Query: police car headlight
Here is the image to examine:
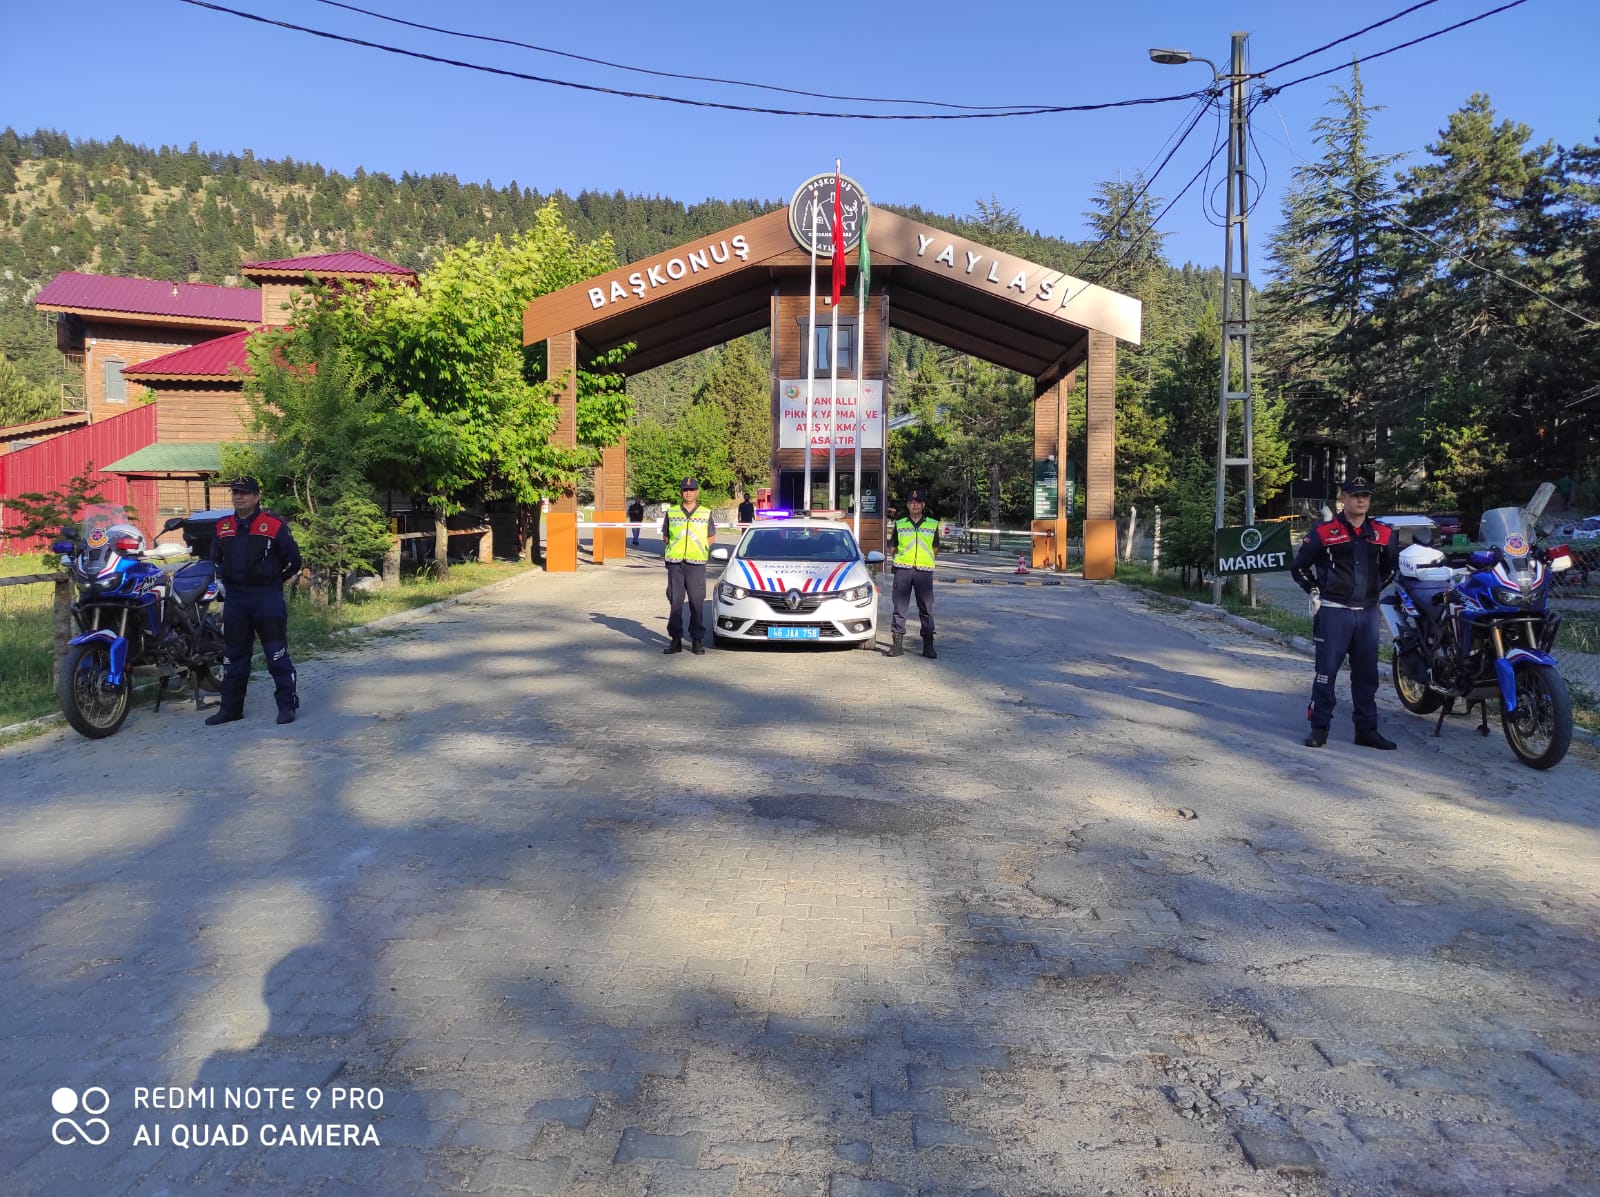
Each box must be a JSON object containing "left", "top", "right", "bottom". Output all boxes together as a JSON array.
[
  {"left": 843, "top": 585, "right": 872, "bottom": 602},
  {"left": 719, "top": 582, "right": 747, "bottom": 601}
]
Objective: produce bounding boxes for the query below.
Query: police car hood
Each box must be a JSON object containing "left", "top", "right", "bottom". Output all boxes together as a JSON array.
[{"left": 728, "top": 557, "right": 868, "bottom": 594}]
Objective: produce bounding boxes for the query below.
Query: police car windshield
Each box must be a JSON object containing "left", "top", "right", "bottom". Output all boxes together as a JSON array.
[{"left": 739, "top": 527, "right": 858, "bottom": 562}]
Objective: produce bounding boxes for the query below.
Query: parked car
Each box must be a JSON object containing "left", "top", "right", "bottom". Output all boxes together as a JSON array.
[
  {"left": 709, "top": 517, "right": 883, "bottom": 647},
  {"left": 1553, "top": 514, "right": 1600, "bottom": 540},
  {"left": 1427, "top": 511, "right": 1464, "bottom": 539}
]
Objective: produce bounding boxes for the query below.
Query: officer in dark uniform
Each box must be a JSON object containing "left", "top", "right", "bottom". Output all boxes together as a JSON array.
[
  {"left": 660, "top": 477, "right": 715, "bottom": 655},
  {"left": 1290, "top": 477, "right": 1400, "bottom": 749},
  {"left": 206, "top": 477, "right": 303, "bottom": 726},
  {"left": 887, "top": 489, "right": 941, "bottom": 658}
]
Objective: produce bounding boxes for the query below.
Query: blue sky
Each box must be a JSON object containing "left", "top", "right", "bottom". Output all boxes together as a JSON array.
[{"left": 5, "top": 0, "right": 1595, "bottom": 272}]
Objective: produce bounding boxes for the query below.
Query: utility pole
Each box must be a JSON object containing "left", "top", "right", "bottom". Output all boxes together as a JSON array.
[{"left": 1213, "top": 31, "right": 1255, "bottom": 606}]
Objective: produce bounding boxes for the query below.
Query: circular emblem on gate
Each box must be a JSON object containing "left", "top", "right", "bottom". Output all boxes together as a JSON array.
[
  {"left": 789, "top": 173, "right": 869, "bottom": 257},
  {"left": 784, "top": 589, "right": 803, "bottom": 612},
  {"left": 1240, "top": 527, "right": 1263, "bottom": 552}
]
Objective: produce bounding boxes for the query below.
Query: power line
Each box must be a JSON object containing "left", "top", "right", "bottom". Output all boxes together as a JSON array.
[
  {"left": 177, "top": 0, "right": 1204, "bottom": 121},
  {"left": 1256, "top": 0, "right": 1444, "bottom": 75},
  {"left": 1264, "top": 0, "right": 1532, "bottom": 94},
  {"left": 1070, "top": 95, "right": 1219, "bottom": 280},
  {"left": 311, "top": 0, "right": 1040, "bottom": 112}
]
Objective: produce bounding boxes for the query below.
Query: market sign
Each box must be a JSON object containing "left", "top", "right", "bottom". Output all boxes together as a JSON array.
[{"left": 1214, "top": 523, "right": 1293, "bottom": 576}]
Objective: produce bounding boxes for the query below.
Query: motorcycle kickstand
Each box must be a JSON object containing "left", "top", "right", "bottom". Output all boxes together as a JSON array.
[
  {"left": 1433, "top": 699, "right": 1455, "bottom": 738},
  {"left": 155, "top": 675, "right": 168, "bottom": 714},
  {"left": 1474, "top": 700, "right": 1492, "bottom": 737}
]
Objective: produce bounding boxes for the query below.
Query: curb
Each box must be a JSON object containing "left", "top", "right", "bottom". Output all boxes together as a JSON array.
[
  {"left": 1125, "top": 583, "right": 1600, "bottom": 752},
  {"left": 0, "top": 567, "right": 543, "bottom": 742}
]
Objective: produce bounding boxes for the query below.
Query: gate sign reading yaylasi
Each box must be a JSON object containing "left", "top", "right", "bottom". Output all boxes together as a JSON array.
[{"left": 1214, "top": 523, "right": 1293, "bottom": 576}]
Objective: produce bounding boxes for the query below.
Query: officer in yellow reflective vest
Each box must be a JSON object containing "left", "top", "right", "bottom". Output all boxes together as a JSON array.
[
  {"left": 887, "top": 489, "right": 941, "bottom": 658},
  {"left": 660, "top": 476, "right": 717, "bottom": 654}
]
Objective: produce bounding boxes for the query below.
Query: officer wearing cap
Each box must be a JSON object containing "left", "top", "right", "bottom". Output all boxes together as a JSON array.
[
  {"left": 206, "top": 476, "right": 303, "bottom": 725},
  {"left": 1290, "top": 476, "right": 1400, "bottom": 749},
  {"left": 660, "top": 476, "right": 716, "bottom": 655},
  {"left": 887, "top": 489, "right": 941, "bottom": 658}
]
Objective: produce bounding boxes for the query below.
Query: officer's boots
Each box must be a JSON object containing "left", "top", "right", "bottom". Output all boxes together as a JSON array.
[
  {"left": 922, "top": 634, "right": 937, "bottom": 659},
  {"left": 888, "top": 633, "right": 905, "bottom": 657},
  {"left": 663, "top": 638, "right": 683, "bottom": 655}
]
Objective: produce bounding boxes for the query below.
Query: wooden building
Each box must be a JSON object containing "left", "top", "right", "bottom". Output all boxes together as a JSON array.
[{"left": 523, "top": 182, "right": 1141, "bottom": 577}]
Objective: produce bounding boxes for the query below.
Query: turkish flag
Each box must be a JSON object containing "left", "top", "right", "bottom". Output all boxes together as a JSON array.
[{"left": 830, "top": 178, "right": 846, "bottom": 306}]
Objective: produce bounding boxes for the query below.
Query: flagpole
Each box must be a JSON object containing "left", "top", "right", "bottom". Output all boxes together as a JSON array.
[
  {"left": 828, "top": 160, "right": 841, "bottom": 512},
  {"left": 804, "top": 197, "right": 819, "bottom": 511},
  {"left": 852, "top": 215, "right": 867, "bottom": 541}
]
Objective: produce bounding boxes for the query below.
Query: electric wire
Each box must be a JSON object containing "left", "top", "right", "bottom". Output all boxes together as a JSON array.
[
  {"left": 1256, "top": 0, "right": 1443, "bottom": 75},
  {"left": 176, "top": 0, "right": 1205, "bottom": 120},
  {"left": 310, "top": 0, "right": 1039, "bottom": 112},
  {"left": 1263, "top": 0, "right": 1532, "bottom": 94},
  {"left": 1069, "top": 95, "right": 1218, "bottom": 280}
]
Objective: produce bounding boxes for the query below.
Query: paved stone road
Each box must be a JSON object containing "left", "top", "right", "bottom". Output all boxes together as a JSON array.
[{"left": 2, "top": 553, "right": 1597, "bottom": 1196}]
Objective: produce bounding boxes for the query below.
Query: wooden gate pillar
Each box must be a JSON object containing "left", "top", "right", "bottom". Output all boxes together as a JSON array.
[
  {"left": 545, "top": 329, "right": 579, "bottom": 572},
  {"left": 593, "top": 439, "right": 628, "bottom": 564},
  {"left": 1082, "top": 331, "right": 1118, "bottom": 579}
]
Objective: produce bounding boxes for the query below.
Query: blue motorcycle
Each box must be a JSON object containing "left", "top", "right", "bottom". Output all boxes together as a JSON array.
[
  {"left": 52, "top": 509, "right": 225, "bottom": 738},
  {"left": 1384, "top": 497, "right": 1576, "bottom": 769}
]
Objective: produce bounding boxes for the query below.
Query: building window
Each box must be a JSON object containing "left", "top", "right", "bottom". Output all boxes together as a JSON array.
[
  {"left": 103, "top": 357, "right": 128, "bottom": 404},
  {"left": 796, "top": 320, "right": 856, "bottom": 376}
]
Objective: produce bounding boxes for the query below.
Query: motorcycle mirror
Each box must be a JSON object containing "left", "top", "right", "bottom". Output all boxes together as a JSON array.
[{"left": 162, "top": 516, "right": 187, "bottom": 532}]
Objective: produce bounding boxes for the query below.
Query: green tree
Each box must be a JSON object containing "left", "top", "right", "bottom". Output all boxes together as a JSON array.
[
  {"left": 5, "top": 466, "right": 118, "bottom": 563},
  {"left": 627, "top": 404, "right": 733, "bottom": 503},
  {"left": 236, "top": 322, "right": 404, "bottom": 601},
  {"left": 1257, "top": 63, "right": 1401, "bottom": 455},
  {"left": 691, "top": 336, "right": 771, "bottom": 496},
  {"left": 0, "top": 354, "right": 54, "bottom": 426}
]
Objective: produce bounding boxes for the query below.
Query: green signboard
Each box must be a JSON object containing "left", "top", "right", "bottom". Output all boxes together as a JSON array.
[
  {"left": 1214, "top": 523, "right": 1293, "bottom": 576},
  {"left": 1032, "top": 458, "right": 1058, "bottom": 519}
]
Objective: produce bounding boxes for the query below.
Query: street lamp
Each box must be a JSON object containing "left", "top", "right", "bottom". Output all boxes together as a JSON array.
[
  {"left": 1151, "top": 34, "right": 1255, "bottom": 606},
  {"left": 1147, "top": 47, "right": 1217, "bottom": 75}
]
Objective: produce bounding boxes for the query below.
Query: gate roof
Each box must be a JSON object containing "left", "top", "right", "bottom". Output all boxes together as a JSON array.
[{"left": 523, "top": 208, "right": 1139, "bottom": 382}]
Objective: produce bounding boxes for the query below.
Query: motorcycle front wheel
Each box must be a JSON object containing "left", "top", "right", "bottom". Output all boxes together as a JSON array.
[
  {"left": 58, "top": 641, "right": 132, "bottom": 738},
  {"left": 1393, "top": 653, "right": 1444, "bottom": 714},
  {"left": 1501, "top": 663, "right": 1572, "bottom": 770}
]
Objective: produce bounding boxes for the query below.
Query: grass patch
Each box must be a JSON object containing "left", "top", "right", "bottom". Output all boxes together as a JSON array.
[
  {"left": 1115, "top": 562, "right": 1315, "bottom": 642},
  {"left": 0, "top": 555, "right": 537, "bottom": 733}
]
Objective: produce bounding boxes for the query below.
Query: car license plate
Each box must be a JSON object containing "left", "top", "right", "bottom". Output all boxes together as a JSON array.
[{"left": 767, "top": 626, "right": 820, "bottom": 640}]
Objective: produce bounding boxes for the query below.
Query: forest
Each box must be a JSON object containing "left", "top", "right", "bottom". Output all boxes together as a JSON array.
[{"left": 2, "top": 68, "right": 1596, "bottom": 574}]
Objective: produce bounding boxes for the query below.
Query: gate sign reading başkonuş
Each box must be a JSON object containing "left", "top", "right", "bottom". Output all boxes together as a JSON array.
[{"left": 1214, "top": 524, "right": 1293, "bottom": 576}]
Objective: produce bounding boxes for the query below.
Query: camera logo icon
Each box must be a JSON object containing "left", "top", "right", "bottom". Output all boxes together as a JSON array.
[{"left": 51, "top": 1087, "right": 110, "bottom": 1145}]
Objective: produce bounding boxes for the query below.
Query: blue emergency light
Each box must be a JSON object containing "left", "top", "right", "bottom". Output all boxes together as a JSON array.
[{"left": 755, "top": 508, "right": 793, "bottom": 520}]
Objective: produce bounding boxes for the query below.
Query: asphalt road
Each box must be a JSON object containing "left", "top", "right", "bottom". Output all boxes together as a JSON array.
[{"left": 2, "top": 555, "right": 1596, "bottom": 1196}]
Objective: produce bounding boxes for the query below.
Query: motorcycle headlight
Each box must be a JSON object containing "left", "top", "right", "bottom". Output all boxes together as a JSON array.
[
  {"left": 719, "top": 582, "right": 747, "bottom": 601},
  {"left": 843, "top": 584, "right": 872, "bottom": 602},
  {"left": 1492, "top": 585, "right": 1526, "bottom": 607}
]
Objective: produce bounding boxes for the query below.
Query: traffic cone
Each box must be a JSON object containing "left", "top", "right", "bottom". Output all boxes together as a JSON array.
[{"left": 1015, "top": 554, "right": 1029, "bottom": 575}]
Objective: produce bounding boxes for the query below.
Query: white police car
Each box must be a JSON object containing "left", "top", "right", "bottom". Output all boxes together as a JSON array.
[{"left": 710, "top": 516, "right": 884, "bottom": 647}]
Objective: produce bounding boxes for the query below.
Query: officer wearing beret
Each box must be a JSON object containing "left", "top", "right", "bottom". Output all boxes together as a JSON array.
[
  {"left": 660, "top": 477, "right": 716, "bottom": 655},
  {"left": 1290, "top": 477, "right": 1400, "bottom": 749},
  {"left": 887, "top": 489, "right": 941, "bottom": 658},
  {"left": 206, "top": 477, "right": 302, "bottom": 725}
]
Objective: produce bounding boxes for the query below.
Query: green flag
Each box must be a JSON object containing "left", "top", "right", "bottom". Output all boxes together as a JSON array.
[{"left": 856, "top": 210, "right": 871, "bottom": 304}]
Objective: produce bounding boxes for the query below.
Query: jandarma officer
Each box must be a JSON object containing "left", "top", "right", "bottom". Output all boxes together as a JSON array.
[
  {"left": 1290, "top": 476, "right": 1400, "bottom": 750},
  {"left": 887, "top": 489, "right": 940, "bottom": 658},
  {"left": 661, "top": 476, "right": 715, "bottom": 655},
  {"left": 206, "top": 477, "right": 302, "bottom": 726}
]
